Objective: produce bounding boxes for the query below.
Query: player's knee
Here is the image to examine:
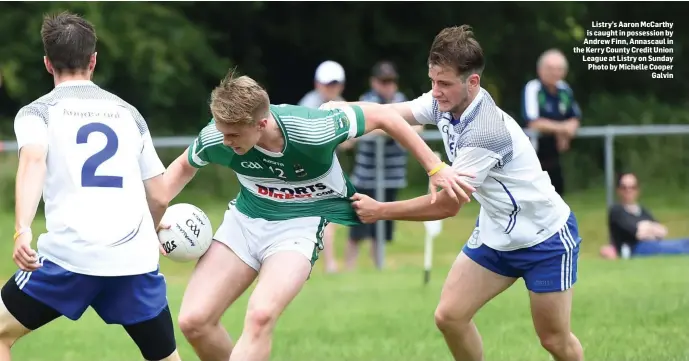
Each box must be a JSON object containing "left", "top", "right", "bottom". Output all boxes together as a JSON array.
[
  {"left": 0, "top": 312, "right": 22, "bottom": 348},
  {"left": 244, "top": 307, "right": 278, "bottom": 335},
  {"left": 434, "top": 304, "right": 471, "bottom": 331},
  {"left": 538, "top": 331, "right": 571, "bottom": 354},
  {"left": 124, "top": 307, "right": 177, "bottom": 361},
  {"left": 0, "top": 324, "right": 14, "bottom": 348},
  {"left": 178, "top": 310, "right": 214, "bottom": 340}
]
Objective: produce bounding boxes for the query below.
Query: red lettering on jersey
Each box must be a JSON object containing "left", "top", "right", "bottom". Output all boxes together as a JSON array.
[{"left": 254, "top": 183, "right": 321, "bottom": 200}]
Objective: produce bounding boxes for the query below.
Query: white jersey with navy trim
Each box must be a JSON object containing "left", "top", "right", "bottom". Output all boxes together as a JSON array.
[
  {"left": 13, "top": 80, "right": 165, "bottom": 276},
  {"left": 409, "top": 89, "right": 571, "bottom": 251}
]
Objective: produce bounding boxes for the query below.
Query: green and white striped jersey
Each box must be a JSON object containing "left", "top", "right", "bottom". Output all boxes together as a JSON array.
[{"left": 187, "top": 104, "right": 366, "bottom": 225}]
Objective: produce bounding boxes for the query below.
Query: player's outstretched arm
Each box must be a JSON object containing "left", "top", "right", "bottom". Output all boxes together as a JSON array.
[
  {"left": 352, "top": 190, "right": 463, "bottom": 223},
  {"left": 356, "top": 102, "right": 475, "bottom": 203},
  {"left": 322, "top": 100, "right": 423, "bottom": 126},
  {"left": 163, "top": 149, "right": 199, "bottom": 202}
]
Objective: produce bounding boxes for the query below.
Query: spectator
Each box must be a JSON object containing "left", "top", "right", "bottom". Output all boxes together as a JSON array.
[
  {"left": 297, "top": 60, "right": 346, "bottom": 273},
  {"left": 601, "top": 172, "right": 689, "bottom": 259},
  {"left": 522, "top": 49, "right": 581, "bottom": 196},
  {"left": 340, "top": 61, "right": 422, "bottom": 270},
  {"left": 298, "top": 60, "right": 346, "bottom": 108}
]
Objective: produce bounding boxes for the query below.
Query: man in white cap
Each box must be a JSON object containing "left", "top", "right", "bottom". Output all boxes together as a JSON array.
[
  {"left": 298, "top": 60, "right": 347, "bottom": 273},
  {"left": 298, "top": 60, "right": 346, "bottom": 109}
]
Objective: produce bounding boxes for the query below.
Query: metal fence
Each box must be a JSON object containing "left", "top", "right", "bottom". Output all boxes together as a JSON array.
[{"left": 2, "top": 124, "right": 689, "bottom": 269}]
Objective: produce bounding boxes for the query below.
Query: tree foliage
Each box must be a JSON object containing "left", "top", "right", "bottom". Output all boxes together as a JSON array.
[{"left": 0, "top": 2, "right": 687, "bottom": 193}]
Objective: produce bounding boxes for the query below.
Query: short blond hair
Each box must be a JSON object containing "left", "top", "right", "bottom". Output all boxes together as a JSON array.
[{"left": 210, "top": 69, "right": 270, "bottom": 125}]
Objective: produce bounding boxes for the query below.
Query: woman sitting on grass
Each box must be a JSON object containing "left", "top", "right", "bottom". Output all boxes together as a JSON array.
[{"left": 601, "top": 172, "right": 689, "bottom": 259}]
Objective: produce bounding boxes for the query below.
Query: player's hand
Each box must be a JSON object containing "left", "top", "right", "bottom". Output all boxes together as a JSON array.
[
  {"left": 560, "top": 119, "right": 579, "bottom": 138},
  {"left": 556, "top": 134, "right": 571, "bottom": 152},
  {"left": 157, "top": 223, "right": 171, "bottom": 256},
  {"left": 428, "top": 165, "right": 475, "bottom": 204},
  {"left": 13, "top": 232, "right": 40, "bottom": 272},
  {"left": 351, "top": 193, "right": 383, "bottom": 224}
]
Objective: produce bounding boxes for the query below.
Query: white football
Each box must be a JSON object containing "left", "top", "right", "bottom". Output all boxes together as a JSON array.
[{"left": 158, "top": 203, "right": 213, "bottom": 262}]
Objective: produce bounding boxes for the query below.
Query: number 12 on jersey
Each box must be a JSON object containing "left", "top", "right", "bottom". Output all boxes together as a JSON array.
[
  {"left": 76, "top": 122, "right": 123, "bottom": 188},
  {"left": 269, "top": 166, "right": 286, "bottom": 179}
]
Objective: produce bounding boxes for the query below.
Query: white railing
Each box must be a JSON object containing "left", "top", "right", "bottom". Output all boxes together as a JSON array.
[{"left": 3, "top": 124, "right": 689, "bottom": 269}]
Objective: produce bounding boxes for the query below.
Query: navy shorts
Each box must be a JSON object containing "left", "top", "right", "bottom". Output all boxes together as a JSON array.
[
  {"left": 463, "top": 212, "right": 581, "bottom": 293},
  {"left": 13, "top": 256, "right": 168, "bottom": 326}
]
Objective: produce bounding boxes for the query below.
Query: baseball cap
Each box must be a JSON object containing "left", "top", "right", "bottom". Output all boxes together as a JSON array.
[
  {"left": 315, "top": 60, "right": 346, "bottom": 84},
  {"left": 371, "top": 61, "right": 398, "bottom": 81}
]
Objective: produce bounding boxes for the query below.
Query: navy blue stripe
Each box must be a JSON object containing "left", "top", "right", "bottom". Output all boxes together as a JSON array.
[
  {"left": 109, "top": 217, "right": 144, "bottom": 247},
  {"left": 493, "top": 178, "right": 520, "bottom": 234}
]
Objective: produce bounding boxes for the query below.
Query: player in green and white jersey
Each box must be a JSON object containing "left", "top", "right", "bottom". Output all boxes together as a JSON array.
[{"left": 161, "top": 70, "right": 475, "bottom": 361}]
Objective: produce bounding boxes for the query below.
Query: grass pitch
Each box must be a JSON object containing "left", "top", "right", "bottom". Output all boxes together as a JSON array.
[{"left": 2, "top": 188, "right": 688, "bottom": 361}]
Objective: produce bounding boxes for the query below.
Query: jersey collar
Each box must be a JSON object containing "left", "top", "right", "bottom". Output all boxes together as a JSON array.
[
  {"left": 55, "top": 80, "right": 96, "bottom": 88},
  {"left": 253, "top": 107, "right": 288, "bottom": 157},
  {"left": 450, "top": 87, "right": 486, "bottom": 125}
]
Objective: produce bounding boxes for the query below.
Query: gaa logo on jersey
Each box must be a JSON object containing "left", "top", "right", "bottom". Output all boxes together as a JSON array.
[{"left": 241, "top": 161, "right": 263, "bottom": 170}]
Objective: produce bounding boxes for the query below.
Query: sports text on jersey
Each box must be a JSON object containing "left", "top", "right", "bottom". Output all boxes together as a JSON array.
[
  {"left": 63, "top": 109, "right": 122, "bottom": 119},
  {"left": 255, "top": 183, "right": 336, "bottom": 200}
]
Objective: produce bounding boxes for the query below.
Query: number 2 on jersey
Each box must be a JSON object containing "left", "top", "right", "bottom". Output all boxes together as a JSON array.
[{"left": 76, "top": 122, "right": 123, "bottom": 188}]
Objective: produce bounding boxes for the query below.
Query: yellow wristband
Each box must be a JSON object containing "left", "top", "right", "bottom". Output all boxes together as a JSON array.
[
  {"left": 428, "top": 162, "right": 448, "bottom": 177},
  {"left": 13, "top": 228, "right": 31, "bottom": 241}
]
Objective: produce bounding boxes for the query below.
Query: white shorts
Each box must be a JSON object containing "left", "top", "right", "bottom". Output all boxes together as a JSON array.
[{"left": 214, "top": 205, "right": 328, "bottom": 271}]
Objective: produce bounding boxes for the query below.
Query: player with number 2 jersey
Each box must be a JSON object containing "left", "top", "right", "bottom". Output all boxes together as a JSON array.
[{"left": 0, "top": 12, "right": 181, "bottom": 361}]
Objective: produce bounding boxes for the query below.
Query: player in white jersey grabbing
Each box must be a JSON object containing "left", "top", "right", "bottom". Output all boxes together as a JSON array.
[
  {"left": 344, "top": 26, "right": 584, "bottom": 361},
  {"left": 161, "top": 70, "right": 473, "bottom": 361},
  {"left": 0, "top": 12, "right": 181, "bottom": 361}
]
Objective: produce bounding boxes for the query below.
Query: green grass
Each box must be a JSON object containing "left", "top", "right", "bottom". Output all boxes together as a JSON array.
[{"left": 2, "top": 188, "right": 689, "bottom": 361}]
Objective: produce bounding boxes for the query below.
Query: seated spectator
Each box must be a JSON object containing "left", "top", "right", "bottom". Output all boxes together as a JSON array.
[{"left": 601, "top": 172, "right": 689, "bottom": 259}]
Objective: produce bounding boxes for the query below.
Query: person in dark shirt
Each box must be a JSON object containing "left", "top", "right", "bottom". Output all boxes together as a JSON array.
[{"left": 602, "top": 172, "right": 689, "bottom": 259}]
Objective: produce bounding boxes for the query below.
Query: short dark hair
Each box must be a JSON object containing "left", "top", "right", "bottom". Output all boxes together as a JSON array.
[
  {"left": 428, "top": 25, "right": 485, "bottom": 80},
  {"left": 616, "top": 172, "right": 637, "bottom": 188},
  {"left": 41, "top": 12, "right": 97, "bottom": 73}
]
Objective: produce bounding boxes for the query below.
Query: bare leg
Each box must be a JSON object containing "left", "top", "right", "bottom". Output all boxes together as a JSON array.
[
  {"left": 0, "top": 297, "right": 31, "bottom": 361},
  {"left": 369, "top": 238, "right": 379, "bottom": 266},
  {"left": 345, "top": 238, "right": 360, "bottom": 270},
  {"left": 322, "top": 223, "right": 338, "bottom": 273},
  {"left": 229, "top": 251, "right": 312, "bottom": 361},
  {"left": 178, "top": 241, "right": 258, "bottom": 361},
  {"left": 530, "top": 289, "right": 584, "bottom": 361},
  {"left": 435, "top": 253, "right": 516, "bottom": 361}
]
